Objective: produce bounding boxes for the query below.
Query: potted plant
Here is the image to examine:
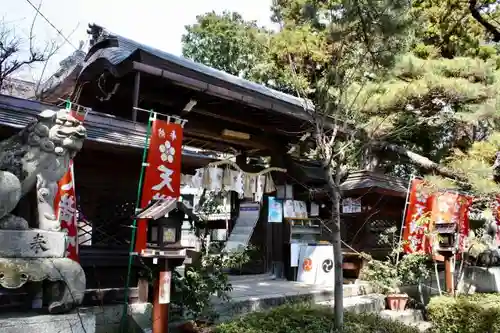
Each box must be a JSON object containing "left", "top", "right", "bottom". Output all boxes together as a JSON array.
[
  {"left": 359, "top": 253, "right": 408, "bottom": 310},
  {"left": 360, "top": 226, "right": 431, "bottom": 311},
  {"left": 386, "top": 289, "right": 410, "bottom": 312}
]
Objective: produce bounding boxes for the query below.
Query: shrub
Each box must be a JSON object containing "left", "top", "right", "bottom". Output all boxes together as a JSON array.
[
  {"left": 427, "top": 294, "right": 500, "bottom": 333},
  {"left": 214, "top": 303, "right": 420, "bottom": 333}
]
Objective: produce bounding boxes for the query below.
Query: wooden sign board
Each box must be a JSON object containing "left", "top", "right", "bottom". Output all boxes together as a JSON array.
[{"left": 159, "top": 271, "right": 171, "bottom": 304}]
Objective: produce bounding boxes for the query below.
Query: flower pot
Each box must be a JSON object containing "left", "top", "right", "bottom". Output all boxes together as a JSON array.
[{"left": 386, "top": 293, "right": 409, "bottom": 311}]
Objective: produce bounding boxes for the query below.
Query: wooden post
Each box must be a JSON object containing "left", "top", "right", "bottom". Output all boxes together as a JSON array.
[
  {"left": 444, "top": 253, "right": 454, "bottom": 295},
  {"left": 152, "top": 259, "right": 170, "bottom": 333},
  {"left": 132, "top": 71, "right": 141, "bottom": 122}
]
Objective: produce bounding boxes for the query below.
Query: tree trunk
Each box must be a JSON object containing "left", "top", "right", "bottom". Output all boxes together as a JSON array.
[{"left": 324, "top": 167, "right": 343, "bottom": 328}]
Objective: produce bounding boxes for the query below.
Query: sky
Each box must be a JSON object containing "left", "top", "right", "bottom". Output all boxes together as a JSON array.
[{"left": 1, "top": 0, "right": 274, "bottom": 82}]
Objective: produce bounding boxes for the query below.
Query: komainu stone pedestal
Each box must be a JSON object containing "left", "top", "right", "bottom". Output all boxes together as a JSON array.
[
  {"left": 0, "top": 229, "right": 67, "bottom": 258},
  {"left": 0, "top": 230, "right": 86, "bottom": 314},
  {"left": 0, "top": 108, "right": 88, "bottom": 318},
  {"left": 0, "top": 311, "right": 96, "bottom": 333}
]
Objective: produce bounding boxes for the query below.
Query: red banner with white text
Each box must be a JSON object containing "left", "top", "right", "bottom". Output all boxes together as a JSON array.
[
  {"left": 402, "top": 179, "right": 472, "bottom": 255},
  {"left": 54, "top": 160, "right": 79, "bottom": 262},
  {"left": 52, "top": 108, "right": 87, "bottom": 263},
  {"left": 135, "top": 119, "right": 183, "bottom": 253},
  {"left": 402, "top": 179, "right": 432, "bottom": 254},
  {"left": 457, "top": 195, "right": 473, "bottom": 253}
]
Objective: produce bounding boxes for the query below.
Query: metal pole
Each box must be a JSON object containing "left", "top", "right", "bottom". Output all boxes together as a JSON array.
[{"left": 396, "top": 175, "right": 415, "bottom": 266}]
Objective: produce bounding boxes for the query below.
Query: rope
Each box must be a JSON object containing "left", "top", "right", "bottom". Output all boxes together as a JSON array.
[{"left": 206, "top": 159, "right": 286, "bottom": 176}]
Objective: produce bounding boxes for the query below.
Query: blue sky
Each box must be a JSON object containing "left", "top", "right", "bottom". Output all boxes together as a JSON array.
[{"left": 1, "top": 0, "right": 274, "bottom": 82}]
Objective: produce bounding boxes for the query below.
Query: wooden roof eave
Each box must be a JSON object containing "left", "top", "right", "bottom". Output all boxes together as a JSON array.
[
  {"left": 340, "top": 170, "right": 409, "bottom": 198},
  {"left": 308, "top": 170, "right": 410, "bottom": 199},
  {"left": 0, "top": 94, "right": 217, "bottom": 164}
]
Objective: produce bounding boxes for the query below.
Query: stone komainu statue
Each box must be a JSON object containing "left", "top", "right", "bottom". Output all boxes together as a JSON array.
[{"left": 0, "top": 109, "right": 87, "bottom": 314}]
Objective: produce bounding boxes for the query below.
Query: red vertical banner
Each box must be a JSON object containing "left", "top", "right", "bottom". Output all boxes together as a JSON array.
[
  {"left": 135, "top": 119, "right": 183, "bottom": 254},
  {"left": 403, "top": 179, "right": 432, "bottom": 254},
  {"left": 428, "top": 192, "right": 472, "bottom": 253},
  {"left": 52, "top": 108, "right": 87, "bottom": 263},
  {"left": 494, "top": 196, "right": 500, "bottom": 244},
  {"left": 54, "top": 161, "right": 79, "bottom": 262},
  {"left": 457, "top": 195, "right": 473, "bottom": 253}
]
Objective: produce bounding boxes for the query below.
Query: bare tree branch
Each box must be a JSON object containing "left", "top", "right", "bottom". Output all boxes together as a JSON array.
[
  {"left": 0, "top": 0, "right": 74, "bottom": 92},
  {"left": 469, "top": 0, "right": 500, "bottom": 42}
]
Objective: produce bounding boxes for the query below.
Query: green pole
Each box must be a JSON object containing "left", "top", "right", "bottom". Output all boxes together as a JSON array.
[
  {"left": 120, "top": 110, "right": 154, "bottom": 332},
  {"left": 65, "top": 99, "right": 72, "bottom": 110}
]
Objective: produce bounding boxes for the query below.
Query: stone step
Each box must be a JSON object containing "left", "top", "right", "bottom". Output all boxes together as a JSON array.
[
  {"left": 228, "top": 273, "right": 275, "bottom": 283},
  {"left": 380, "top": 309, "right": 432, "bottom": 332},
  {"left": 213, "top": 281, "right": 376, "bottom": 321},
  {"left": 319, "top": 294, "right": 385, "bottom": 313}
]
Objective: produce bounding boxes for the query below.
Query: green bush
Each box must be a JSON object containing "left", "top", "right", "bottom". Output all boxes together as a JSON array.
[
  {"left": 427, "top": 294, "right": 500, "bottom": 333},
  {"left": 214, "top": 303, "right": 420, "bottom": 333}
]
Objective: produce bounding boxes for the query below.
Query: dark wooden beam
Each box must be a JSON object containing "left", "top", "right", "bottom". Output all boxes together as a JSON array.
[
  {"left": 185, "top": 129, "right": 263, "bottom": 150},
  {"left": 132, "top": 61, "right": 313, "bottom": 121},
  {"left": 132, "top": 71, "right": 141, "bottom": 122},
  {"left": 181, "top": 111, "right": 283, "bottom": 152},
  {"left": 140, "top": 91, "right": 299, "bottom": 136},
  {"left": 139, "top": 91, "right": 291, "bottom": 144}
]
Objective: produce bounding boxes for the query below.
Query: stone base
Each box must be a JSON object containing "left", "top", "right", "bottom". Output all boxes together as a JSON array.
[
  {"left": 0, "top": 303, "right": 152, "bottom": 333},
  {"left": 0, "top": 229, "right": 66, "bottom": 258},
  {"left": 0, "top": 311, "right": 96, "bottom": 333},
  {"left": 458, "top": 266, "right": 500, "bottom": 293}
]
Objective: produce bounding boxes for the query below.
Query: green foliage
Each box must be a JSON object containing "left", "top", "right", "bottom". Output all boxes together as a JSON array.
[
  {"left": 214, "top": 303, "right": 420, "bottom": 333},
  {"left": 410, "top": 0, "right": 500, "bottom": 59},
  {"left": 171, "top": 191, "right": 256, "bottom": 321},
  {"left": 360, "top": 225, "right": 431, "bottom": 294},
  {"left": 427, "top": 294, "right": 500, "bottom": 333},
  {"left": 428, "top": 131, "right": 500, "bottom": 199},
  {"left": 361, "top": 252, "right": 431, "bottom": 294},
  {"left": 172, "top": 244, "right": 256, "bottom": 321},
  {"left": 172, "top": 250, "right": 232, "bottom": 320},
  {"left": 182, "top": 11, "right": 270, "bottom": 79}
]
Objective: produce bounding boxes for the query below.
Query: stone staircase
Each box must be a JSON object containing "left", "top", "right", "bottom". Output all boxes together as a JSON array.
[{"left": 223, "top": 203, "right": 260, "bottom": 253}]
